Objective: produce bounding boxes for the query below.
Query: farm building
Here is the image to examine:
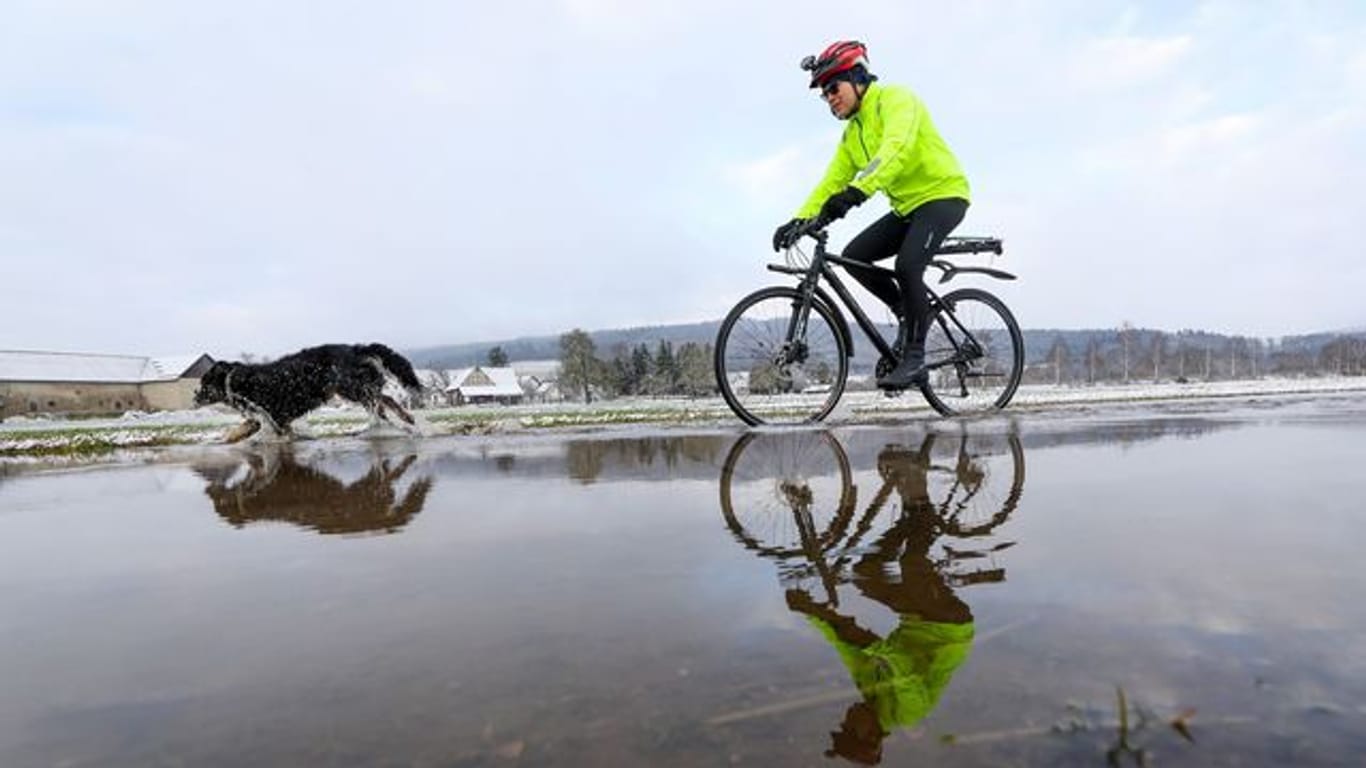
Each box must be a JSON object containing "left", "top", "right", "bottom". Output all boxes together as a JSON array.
[
  {"left": 446, "top": 366, "right": 524, "bottom": 406},
  {"left": 0, "top": 350, "right": 214, "bottom": 420}
]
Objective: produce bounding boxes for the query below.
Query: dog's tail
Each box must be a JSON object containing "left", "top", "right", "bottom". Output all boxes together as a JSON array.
[{"left": 360, "top": 343, "right": 423, "bottom": 394}]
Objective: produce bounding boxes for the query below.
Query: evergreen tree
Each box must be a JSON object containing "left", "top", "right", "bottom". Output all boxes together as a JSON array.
[
  {"left": 654, "top": 340, "right": 679, "bottom": 395},
  {"left": 631, "top": 344, "right": 652, "bottom": 394}
]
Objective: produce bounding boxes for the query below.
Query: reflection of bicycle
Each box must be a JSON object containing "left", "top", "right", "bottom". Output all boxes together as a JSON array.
[
  {"left": 717, "top": 428, "right": 1025, "bottom": 763},
  {"left": 713, "top": 223, "right": 1024, "bottom": 426},
  {"left": 719, "top": 427, "right": 1024, "bottom": 604}
]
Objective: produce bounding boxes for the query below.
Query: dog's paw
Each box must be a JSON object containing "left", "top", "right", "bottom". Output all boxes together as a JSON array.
[{"left": 223, "top": 419, "right": 262, "bottom": 444}]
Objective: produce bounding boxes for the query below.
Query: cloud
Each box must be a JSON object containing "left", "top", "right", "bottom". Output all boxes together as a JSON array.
[
  {"left": 722, "top": 137, "right": 835, "bottom": 215},
  {"left": 1350, "top": 49, "right": 1366, "bottom": 84},
  {"left": 1159, "top": 112, "right": 1259, "bottom": 160},
  {"left": 1071, "top": 35, "right": 1194, "bottom": 91},
  {"left": 557, "top": 0, "right": 685, "bottom": 41},
  {"left": 1, "top": 2, "right": 1364, "bottom": 355}
]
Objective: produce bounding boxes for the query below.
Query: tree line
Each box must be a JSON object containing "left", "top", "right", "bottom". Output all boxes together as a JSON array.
[
  {"left": 1028, "top": 325, "right": 1366, "bottom": 385},
  {"left": 558, "top": 329, "right": 716, "bottom": 402},
  {"left": 499, "top": 325, "right": 1366, "bottom": 402}
]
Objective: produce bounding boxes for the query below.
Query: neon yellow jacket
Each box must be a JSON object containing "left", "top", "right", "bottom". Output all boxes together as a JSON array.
[
  {"left": 796, "top": 82, "right": 970, "bottom": 219},
  {"left": 808, "top": 614, "right": 974, "bottom": 729}
]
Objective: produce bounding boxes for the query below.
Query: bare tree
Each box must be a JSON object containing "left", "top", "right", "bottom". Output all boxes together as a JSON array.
[
  {"left": 1117, "top": 322, "right": 1136, "bottom": 383},
  {"left": 559, "top": 329, "right": 600, "bottom": 403},
  {"left": 1084, "top": 336, "right": 1104, "bottom": 384},
  {"left": 1047, "top": 335, "right": 1071, "bottom": 386},
  {"left": 675, "top": 342, "right": 715, "bottom": 397},
  {"left": 1148, "top": 331, "right": 1166, "bottom": 382}
]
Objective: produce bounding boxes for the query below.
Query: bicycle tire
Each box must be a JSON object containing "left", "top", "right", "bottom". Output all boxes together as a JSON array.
[
  {"left": 919, "top": 288, "right": 1024, "bottom": 416},
  {"left": 714, "top": 286, "right": 850, "bottom": 426},
  {"left": 931, "top": 431, "right": 1026, "bottom": 537},
  {"left": 718, "top": 430, "right": 857, "bottom": 558}
]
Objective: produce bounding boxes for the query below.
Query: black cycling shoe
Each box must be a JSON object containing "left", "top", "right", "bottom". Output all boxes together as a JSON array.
[
  {"left": 892, "top": 317, "right": 909, "bottom": 359},
  {"left": 877, "top": 346, "right": 927, "bottom": 390}
]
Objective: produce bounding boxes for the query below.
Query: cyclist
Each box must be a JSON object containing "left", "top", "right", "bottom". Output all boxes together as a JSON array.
[{"left": 772, "top": 41, "right": 971, "bottom": 389}]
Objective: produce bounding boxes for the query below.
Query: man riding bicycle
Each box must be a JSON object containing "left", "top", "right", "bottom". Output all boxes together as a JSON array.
[{"left": 773, "top": 41, "right": 971, "bottom": 390}]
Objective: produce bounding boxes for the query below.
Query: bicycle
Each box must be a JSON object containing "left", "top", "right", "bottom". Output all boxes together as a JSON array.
[
  {"left": 713, "top": 222, "right": 1024, "bottom": 425},
  {"left": 718, "top": 427, "right": 1025, "bottom": 606}
]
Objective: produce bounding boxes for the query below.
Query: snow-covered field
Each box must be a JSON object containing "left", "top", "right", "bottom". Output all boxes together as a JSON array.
[{"left": 2, "top": 376, "right": 1365, "bottom": 458}]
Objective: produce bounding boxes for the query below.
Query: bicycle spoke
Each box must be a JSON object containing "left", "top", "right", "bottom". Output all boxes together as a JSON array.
[
  {"left": 719, "top": 430, "right": 855, "bottom": 557},
  {"left": 715, "top": 288, "right": 849, "bottom": 426},
  {"left": 920, "top": 289, "right": 1023, "bottom": 416}
]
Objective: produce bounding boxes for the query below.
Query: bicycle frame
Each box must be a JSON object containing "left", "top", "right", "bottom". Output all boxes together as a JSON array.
[
  {"left": 720, "top": 429, "right": 1025, "bottom": 605},
  {"left": 769, "top": 234, "right": 893, "bottom": 361},
  {"left": 769, "top": 232, "right": 1002, "bottom": 373}
]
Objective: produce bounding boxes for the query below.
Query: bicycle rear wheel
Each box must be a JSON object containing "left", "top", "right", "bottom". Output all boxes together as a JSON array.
[
  {"left": 920, "top": 288, "right": 1024, "bottom": 416},
  {"left": 924, "top": 431, "right": 1026, "bottom": 537},
  {"left": 714, "top": 286, "right": 849, "bottom": 426}
]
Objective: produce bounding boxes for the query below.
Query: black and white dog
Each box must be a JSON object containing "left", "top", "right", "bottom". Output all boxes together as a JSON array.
[{"left": 194, "top": 343, "right": 424, "bottom": 443}]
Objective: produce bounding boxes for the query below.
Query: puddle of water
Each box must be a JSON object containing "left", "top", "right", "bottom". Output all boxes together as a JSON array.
[{"left": 1, "top": 398, "right": 1364, "bottom": 766}]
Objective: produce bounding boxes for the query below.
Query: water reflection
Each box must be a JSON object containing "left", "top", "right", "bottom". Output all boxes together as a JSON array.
[
  {"left": 191, "top": 447, "right": 434, "bottom": 535},
  {"left": 720, "top": 428, "right": 1024, "bottom": 764},
  {"left": 564, "top": 436, "right": 728, "bottom": 483}
]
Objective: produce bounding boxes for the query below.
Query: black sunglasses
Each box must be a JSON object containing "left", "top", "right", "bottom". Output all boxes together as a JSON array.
[{"left": 820, "top": 80, "right": 843, "bottom": 98}]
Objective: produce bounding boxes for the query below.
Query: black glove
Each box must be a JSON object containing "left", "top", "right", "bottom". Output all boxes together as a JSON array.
[
  {"left": 772, "top": 218, "right": 807, "bottom": 251},
  {"left": 818, "top": 186, "right": 868, "bottom": 222}
]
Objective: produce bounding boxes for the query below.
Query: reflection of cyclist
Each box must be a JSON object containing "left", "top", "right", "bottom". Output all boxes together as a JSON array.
[
  {"left": 771, "top": 41, "right": 972, "bottom": 390},
  {"left": 785, "top": 438, "right": 975, "bottom": 765}
]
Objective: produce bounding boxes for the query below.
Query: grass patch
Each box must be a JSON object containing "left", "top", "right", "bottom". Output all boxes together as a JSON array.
[
  {"left": 0, "top": 424, "right": 223, "bottom": 457},
  {"left": 0, "top": 431, "right": 190, "bottom": 458}
]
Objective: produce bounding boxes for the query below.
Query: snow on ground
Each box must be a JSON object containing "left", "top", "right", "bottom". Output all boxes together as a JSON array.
[{"left": 2, "top": 376, "right": 1365, "bottom": 457}]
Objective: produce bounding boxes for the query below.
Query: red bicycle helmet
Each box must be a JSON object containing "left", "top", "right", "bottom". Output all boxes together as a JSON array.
[{"left": 801, "top": 41, "right": 870, "bottom": 88}]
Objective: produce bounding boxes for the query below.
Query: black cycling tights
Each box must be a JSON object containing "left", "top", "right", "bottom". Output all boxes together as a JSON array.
[{"left": 841, "top": 197, "right": 969, "bottom": 347}]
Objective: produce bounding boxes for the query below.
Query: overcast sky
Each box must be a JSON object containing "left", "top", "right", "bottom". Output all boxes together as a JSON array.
[{"left": 2, "top": 0, "right": 1363, "bottom": 358}]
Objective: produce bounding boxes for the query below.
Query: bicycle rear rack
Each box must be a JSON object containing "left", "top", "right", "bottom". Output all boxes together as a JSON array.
[{"left": 936, "top": 236, "right": 1003, "bottom": 256}]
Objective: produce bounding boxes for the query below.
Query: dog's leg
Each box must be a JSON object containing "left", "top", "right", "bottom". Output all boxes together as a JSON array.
[
  {"left": 224, "top": 419, "right": 262, "bottom": 444},
  {"left": 378, "top": 395, "right": 417, "bottom": 426},
  {"left": 345, "top": 397, "right": 381, "bottom": 436},
  {"left": 383, "top": 454, "right": 418, "bottom": 482}
]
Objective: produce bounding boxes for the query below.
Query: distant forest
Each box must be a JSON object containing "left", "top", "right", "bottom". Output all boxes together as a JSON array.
[
  {"left": 404, "top": 317, "right": 1366, "bottom": 390},
  {"left": 1014, "top": 326, "right": 1366, "bottom": 385},
  {"left": 409, "top": 318, "right": 1360, "bottom": 371}
]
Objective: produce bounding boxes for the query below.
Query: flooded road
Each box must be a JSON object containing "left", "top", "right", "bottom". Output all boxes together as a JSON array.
[{"left": 2, "top": 395, "right": 1364, "bottom": 766}]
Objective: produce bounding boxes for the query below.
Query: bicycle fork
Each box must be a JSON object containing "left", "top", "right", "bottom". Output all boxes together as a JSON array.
[{"left": 778, "top": 285, "right": 819, "bottom": 367}]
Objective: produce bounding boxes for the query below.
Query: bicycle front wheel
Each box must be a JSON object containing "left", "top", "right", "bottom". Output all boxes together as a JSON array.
[
  {"left": 714, "top": 286, "right": 849, "bottom": 426},
  {"left": 718, "top": 430, "right": 856, "bottom": 558},
  {"left": 920, "top": 288, "right": 1024, "bottom": 416}
]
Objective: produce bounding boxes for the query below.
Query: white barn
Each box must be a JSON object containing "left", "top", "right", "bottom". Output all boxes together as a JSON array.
[
  {"left": 0, "top": 350, "right": 214, "bottom": 420},
  {"left": 447, "top": 366, "right": 524, "bottom": 406}
]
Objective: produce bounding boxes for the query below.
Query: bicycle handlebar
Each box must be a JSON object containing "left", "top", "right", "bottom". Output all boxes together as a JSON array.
[{"left": 791, "top": 217, "right": 831, "bottom": 246}]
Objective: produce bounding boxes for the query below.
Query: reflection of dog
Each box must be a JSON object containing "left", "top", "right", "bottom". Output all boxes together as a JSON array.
[
  {"left": 193, "top": 448, "right": 433, "bottom": 535},
  {"left": 193, "top": 343, "right": 423, "bottom": 443}
]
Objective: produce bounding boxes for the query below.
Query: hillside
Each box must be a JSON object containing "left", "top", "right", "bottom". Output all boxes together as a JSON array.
[{"left": 407, "top": 321, "right": 1366, "bottom": 378}]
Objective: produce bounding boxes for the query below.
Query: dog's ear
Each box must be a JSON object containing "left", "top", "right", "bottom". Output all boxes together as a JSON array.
[
  {"left": 194, "top": 361, "right": 234, "bottom": 405},
  {"left": 204, "top": 361, "right": 235, "bottom": 381}
]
